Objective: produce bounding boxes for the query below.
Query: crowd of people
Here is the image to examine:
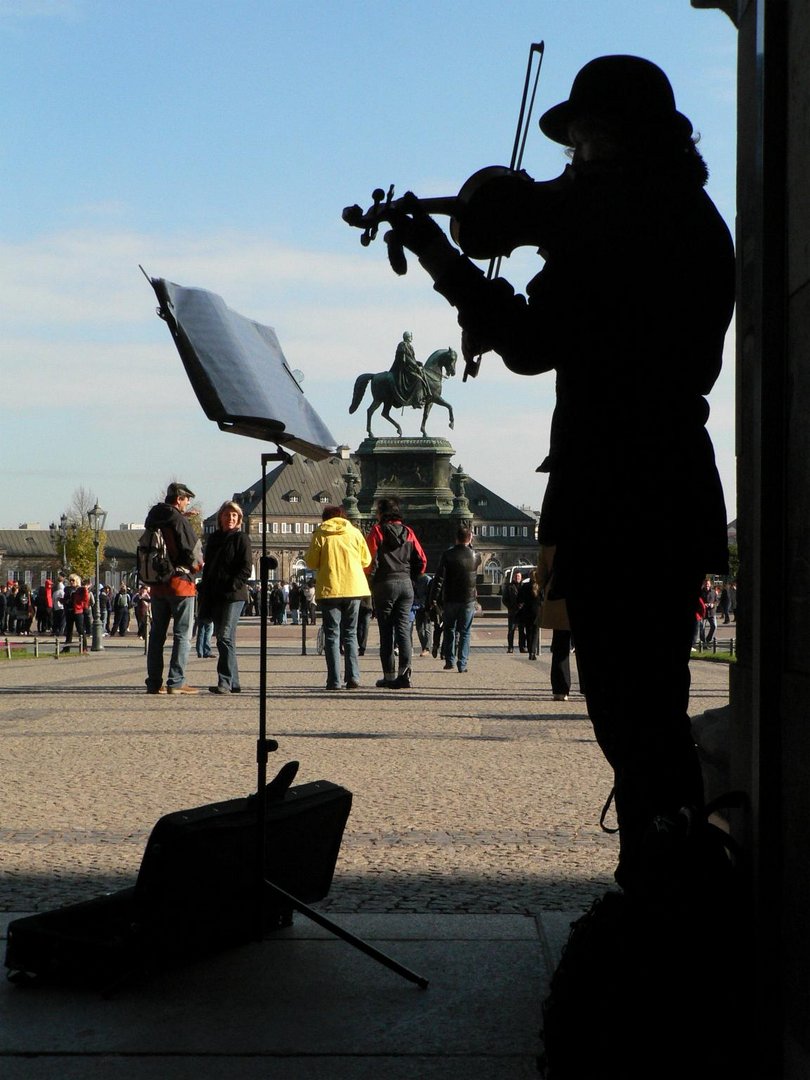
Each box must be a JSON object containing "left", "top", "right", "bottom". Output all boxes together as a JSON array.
[
  {"left": 0, "top": 576, "right": 152, "bottom": 643},
  {"left": 300, "top": 495, "right": 577, "bottom": 695}
]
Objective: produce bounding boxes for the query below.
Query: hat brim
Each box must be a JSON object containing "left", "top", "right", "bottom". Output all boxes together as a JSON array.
[
  {"left": 538, "top": 102, "right": 576, "bottom": 145},
  {"left": 539, "top": 100, "right": 693, "bottom": 146}
]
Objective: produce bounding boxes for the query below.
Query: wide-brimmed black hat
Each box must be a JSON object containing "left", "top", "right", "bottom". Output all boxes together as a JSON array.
[{"left": 539, "top": 55, "right": 693, "bottom": 145}]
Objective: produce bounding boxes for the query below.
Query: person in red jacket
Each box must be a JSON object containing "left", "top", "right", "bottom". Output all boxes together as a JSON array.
[
  {"left": 63, "top": 573, "right": 89, "bottom": 650},
  {"left": 365, "top": 497, "right": 427, "bottom": 689}
]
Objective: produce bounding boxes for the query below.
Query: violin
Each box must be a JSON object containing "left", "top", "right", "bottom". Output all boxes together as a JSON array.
[
  {"left": 342, "top": 164, "right": 567, "bottom": 265},
  {"left": 342, "top": 41, "right": 548, "bottom": 379}
]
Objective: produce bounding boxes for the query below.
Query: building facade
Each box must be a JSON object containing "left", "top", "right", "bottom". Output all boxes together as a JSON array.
[{"left": 204, "top": 446, "right": 538, "bottom": 584}]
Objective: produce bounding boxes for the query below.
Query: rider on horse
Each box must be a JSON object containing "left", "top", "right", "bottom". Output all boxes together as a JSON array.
[{"left": 390, "top": 331, "right": 431, "bottom": 408}]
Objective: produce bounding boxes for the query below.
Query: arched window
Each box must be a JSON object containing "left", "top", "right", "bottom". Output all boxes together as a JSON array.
[
  {"left": 484, "top": 557, "right": 502, "bottom": 585},
  {"left": 291, "top": 557, "right": 307, "bottom": 580}
]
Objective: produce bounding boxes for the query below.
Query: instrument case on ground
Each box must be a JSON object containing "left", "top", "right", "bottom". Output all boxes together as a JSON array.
[{"left": 5, "top": 771, "right": 352, "bottom": 987}]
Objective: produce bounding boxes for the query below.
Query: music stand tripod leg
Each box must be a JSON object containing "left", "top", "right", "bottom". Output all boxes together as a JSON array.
[{"left": 263, "top": 879, "right": 429, "bottom": 989}]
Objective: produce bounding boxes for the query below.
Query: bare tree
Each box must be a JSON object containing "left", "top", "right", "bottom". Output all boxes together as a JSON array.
[{"left": 64, "top": 486, "right": 98, "bottom": 527}]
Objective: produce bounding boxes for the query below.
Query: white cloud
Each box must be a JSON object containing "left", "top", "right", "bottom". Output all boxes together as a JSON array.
[{"left": 1, "top": 221, "right": 738, "bottom": 525}]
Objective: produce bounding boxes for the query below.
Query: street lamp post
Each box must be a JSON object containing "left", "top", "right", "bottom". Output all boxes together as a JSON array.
[{"left": 87, "top": 501, "right": 107, "bottom": 652}]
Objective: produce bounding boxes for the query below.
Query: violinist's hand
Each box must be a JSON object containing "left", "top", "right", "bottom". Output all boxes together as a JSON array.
[
  {"left": 461, "top": 328, "right": 493, "bottom": 366},
  {"left": 384, "top": 193, "right": 459, "bottom": 281}
]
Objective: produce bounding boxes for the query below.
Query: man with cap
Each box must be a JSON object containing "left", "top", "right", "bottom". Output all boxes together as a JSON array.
[
  {"left": 380, "top": 57, "right": 734, "bottom": 901},
  {"left": 144, "top": 482, "right": 203, "bottom": 695}
]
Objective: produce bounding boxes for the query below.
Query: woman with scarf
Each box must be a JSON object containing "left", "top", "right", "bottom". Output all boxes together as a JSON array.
[{"left": 199, "top": 501, "right": 253, "bottom": 695}]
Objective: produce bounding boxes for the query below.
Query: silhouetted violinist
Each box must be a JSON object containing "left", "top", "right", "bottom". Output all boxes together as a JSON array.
[{"left": 347, "top": 55, "right": 736, "bottom": 909}]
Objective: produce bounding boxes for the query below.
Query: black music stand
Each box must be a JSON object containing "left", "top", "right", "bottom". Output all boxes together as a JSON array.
[{"left": 146, "top": 272, "right": 427, "bottom": 988}]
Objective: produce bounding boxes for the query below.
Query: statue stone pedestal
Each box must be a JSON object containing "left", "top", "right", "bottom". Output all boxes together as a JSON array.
[{"left": 353, "top": 437, "right": 472, "bottom": 570}]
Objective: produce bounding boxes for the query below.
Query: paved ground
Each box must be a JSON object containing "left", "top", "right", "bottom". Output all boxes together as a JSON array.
[
  {"left": 0, "top": 615, "right": 732, "bottom": 1079},
  {"left": 0, "top": 616, "right": 731, "bottom": 916}
]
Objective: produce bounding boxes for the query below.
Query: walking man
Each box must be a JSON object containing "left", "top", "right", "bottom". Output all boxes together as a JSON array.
[
  {"left": 502, "top": 571, "right": 526, "bottom": 653},
  {"left": 435, "top": 525, "right": 480, "bottom": 673}
]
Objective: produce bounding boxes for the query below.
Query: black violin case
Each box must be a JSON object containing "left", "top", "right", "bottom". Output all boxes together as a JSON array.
[{"left": 5, "top": 766, "right": 352, "bottom": 987}]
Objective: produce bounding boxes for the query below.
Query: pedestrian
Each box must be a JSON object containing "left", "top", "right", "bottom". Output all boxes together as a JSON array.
[
  {"left": 305, "top": 505, "right": 371, "bottom": 690},
  {"left": 15, "top": 585, "right": 34, "bottom": 635},
  {"left": 692, "top": 593, "right": 707, "bottom": 650},
  {"left": 194, "top": 603, "right": 214, "bottom": 659},
  {"left": 99, "top": 585, "right": 113, "bottom": 634},
  {"left": 270, "top": 582, "right": 285, "bottom": 625},
  {"left": 143, "top": 481, "right": 203, "bottom": 695},
  {"left": 35, "top": 581, "right": 53, "bottom": 634},
  {"left": 718, "top": 583, "right": 731, "bottom": 624},
  {"left": 303, "top": 581, "right": 317, "bottom": 624},
  {"left": 412, "top": 571, "right": 432, "bottom": 656},
  {"left": 63, "top": 573, "right": 90, "bottom": 650},
  {"left": 365, "top": 497, "right": 427, "bottom": 689},
  {"left": 134, "top": 584, "right": 151, "bottom": 639},
  {"left": 502, "top": 571, "right": 526, "bottom": 653},
  {"left": 198, "top": 500, "right": 253, "bottom": 695},
  {"left": 111, "top": 583, "right": 132, "bottom": 636},
  {"left": 516, "top": 570, "right": 542, "bottom": 661},
  {"left": 51, "top": 575, "right": 66, "bottom": 637},
  {"left": 288, "top": 579, "right": 301, "bottom": 626},
  {"left": 382, "top": 54, "right": 734, "bottom": 897},
  {"left": 433, "top": 525, "right": 480, "bottom": 673},
  {"left": 700, "top": 578, "right": 717, "bottom": 644},
  {"left": 550, "top": 629, "right": 573, "bottom": 701}
]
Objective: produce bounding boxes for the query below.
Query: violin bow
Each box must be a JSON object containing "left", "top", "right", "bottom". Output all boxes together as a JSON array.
[{"left": 464, "top": 40, "right": 545, "bottom": 382}]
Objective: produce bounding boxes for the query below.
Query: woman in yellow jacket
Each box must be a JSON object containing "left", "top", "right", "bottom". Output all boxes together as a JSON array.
[{"left": 305, "top": 505, "right": 372, "bottom": 690}]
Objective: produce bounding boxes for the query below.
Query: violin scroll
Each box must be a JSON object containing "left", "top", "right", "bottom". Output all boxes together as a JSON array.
[{"left": 342, "top": 184, "right": 399, "bottom": 248}]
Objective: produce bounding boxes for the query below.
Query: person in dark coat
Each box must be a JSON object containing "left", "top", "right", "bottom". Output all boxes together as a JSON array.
[
  {"left": 516, "top": 571, "right": 542, "bottom": 661},
  {"left": 270, "top": 583, "right": 285, "bottom": 625},
  {"left": 434, "top": 526, "right": 481, "bottom": 673},
  {"left": 35, "top": 581, "right": 53, "bottom": 634},
  {"left": 111, "top": 583, "right": 132, "bottom": 636},
  {"left": 144, "top": 481, "right": 203, "bottom": 694},
  {"left": 380, "top": 55, "right": 734, "bottom": 899},
  {"left": 365, "top": 496, "right": 427, "bottom": 689},
  {"left": 412, "top": 571, "right": 433, "bottom": 656},
  {"left": 199, "top": 500, "right": 253, "bottom": 695},
  {"left": 502, "top": 571, "right": 527, "bottom": 653}
]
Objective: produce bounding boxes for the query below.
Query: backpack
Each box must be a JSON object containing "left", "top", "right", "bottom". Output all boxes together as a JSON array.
[{"left": 137, "top": 527, "right": 175, "bottom": 586}]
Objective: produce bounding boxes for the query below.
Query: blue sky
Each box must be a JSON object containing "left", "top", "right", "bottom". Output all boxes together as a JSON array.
[{"left": 1, "top": 0, "right": 738, "bottom": 529}]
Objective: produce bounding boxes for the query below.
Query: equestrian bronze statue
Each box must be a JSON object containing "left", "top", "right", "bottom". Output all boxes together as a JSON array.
[{"left": 349, "top": 332, "right": 457, "bottom": 437}]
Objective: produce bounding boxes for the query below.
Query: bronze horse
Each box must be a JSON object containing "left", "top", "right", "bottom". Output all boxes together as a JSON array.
[{"left": 349, "top": 347, "right": 457, "bottom": 437}]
